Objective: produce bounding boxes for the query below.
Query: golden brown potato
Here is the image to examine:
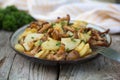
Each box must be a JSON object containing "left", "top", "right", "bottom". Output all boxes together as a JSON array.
[
  {"left": 41, "top": 38, "right": 60, "bottom": 51},
  {"left": 15, "top": 44, "right": 24, "bottom": 52},
  {"left": 34, "top": 50, "right": 49, "bottom": 59},
  {"left": 79, "top": 43, "right": 90, "bottom": 57},
  {"left": 15, "top": 15, "right": 109, "bottom": 61},
  {"left": 75, "top": 42, "right": 85, "bottom": 53}
]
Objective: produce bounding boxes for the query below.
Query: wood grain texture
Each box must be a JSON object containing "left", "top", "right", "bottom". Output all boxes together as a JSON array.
[
  {"left": 0, "top": 31, "right": 58, "bottom": 80},
  {"left": 0, "top": 31, "right": 120, "bottom": 80},
  {"left": 8, "top": 55, "right": 30, "bottom": 80},
  {"left": 8, "top": 55, "right": 58, "bottom": 80},
  {"left": 29, "top": 62, "right": 58, "bottom": 80},
  {"left": 59, "top": 35, "right": 120, "bottom": 80},
  {"left": 8, "top": 54, "right": 58, "bottom": 80},
  {"left": 0, "top": 31, "right": 16, "bottom": 80}
]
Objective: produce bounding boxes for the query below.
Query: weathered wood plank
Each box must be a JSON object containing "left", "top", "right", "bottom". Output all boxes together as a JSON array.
[
  {"left": 58, "top": 35, "right": 120, "bottom": 80},
  {"left": 8, "top": 55, "right": 30, "bottom": 80},
  {"left": 8, "top": 54, "right": 58, "bottom": 80},
  {"left": 1, "top": 30, "right": 58, "bottom": 80},
  {"left": 1, "top": 30, "right": 120, "bottom": 80},
  {"left": 0, "top": 31, "right": 58, "bottom": 80},
  {"left": 29, "top": 62, "right": 58, "bottom": 80},
  {"left": 0, "top": 31, "right": 16, "bottom": 80}
]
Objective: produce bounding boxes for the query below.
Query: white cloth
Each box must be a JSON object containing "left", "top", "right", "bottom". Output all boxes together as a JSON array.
[{"left": 0, "top": 0, "right": 120, "bottom": 34}]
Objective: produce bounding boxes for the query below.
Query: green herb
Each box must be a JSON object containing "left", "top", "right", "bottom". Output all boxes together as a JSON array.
[
  {"left": 60, "top": 21, "right": 67, "bottom": 26},
  {"left": 71, "top": 38, "right": 76, "bottom": 42},
  {"left": 35, "top": 40, "right": 43, "bottom": 46},
  {"left": 61, "top": 21, "right": 65, "bottom": 26},
  {"left": 75, "top": 27, "right": 80, "bottom": 31},
  {"left": 81, "top": 40, "right": 86, "bottom": 43},
  {"left": 51, "top": 23, "right": 56, "bottom": 27},
  {"left": 69, "top": 35, "right": 73, "bottom": 37},
  {"left": 66, "top": 48, "right": 70, "bottom": 52},
  {"left": 39, "top": 40, "right": 43, "bottom": 45},
  {"left": 31, "top": 37, "right": 34, "bottom": 39},
  {"left": 83, "top": 29, "right": 88, "bottom": 34},
  {"left": 44, "top": 29, "right": 48, "bottom": 33},
  {"left": 69, "top": 23, "right": 73, "bottom": 26},
  {"left": 56, "top": 42, "right": 61, "bottom": 46},
  {"left": 0, "top": 5, "right": 35, "bottom": 31}
]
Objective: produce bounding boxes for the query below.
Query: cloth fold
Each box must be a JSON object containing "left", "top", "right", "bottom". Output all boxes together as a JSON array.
[{"left": 0, "top": 0, "right": 120, "bottom": 34}]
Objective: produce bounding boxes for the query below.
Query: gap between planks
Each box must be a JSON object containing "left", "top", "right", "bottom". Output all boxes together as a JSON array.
[
  {"left": 0, "top": 31, "right": 59, "bottom": 80},
  {"left": 58, "top": 35, "right": 120, "bottom": 80}
]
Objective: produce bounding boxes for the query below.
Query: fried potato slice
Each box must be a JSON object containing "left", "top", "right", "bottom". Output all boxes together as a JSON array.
[
  {"left": 15, "top": 44, "right": 24, "bottom": 52},
  {"left": 78, "top": 33, "right": 86, "bottom": 41},
  {"left": 72, "top": 20, "right": 87, "bottom": 28},
  {"left": 75, "top": 42, "right": 85, "bottom": 52},
  {"left": 84, "top": 33, "right": 91, "bottom": 42},
  {"left": 23, "top": 42, "right": 34, "bottom": 51},
  {"left": 41, "top": 38, "right": 60, "bottom": 51},
  {"left": 34, "top": 50, "right": 49, "bottom": 59},
  {"left": 24, "top": 33, "right": 43, "bottom": 43},
  {"left": 61, "top": 38, "right": 80, "bottom": 50},
  {"left": 34, "top": 50, "right": 45, "bottom": 58},
  {"left": 79, "top": 43, "right": 90, "bottom": 57},
  {"left": 18, "top": 28, "right": 37, "bottom": 40},
  {"left": 86, "top": 48, "right": 92, "bottom": 55}
]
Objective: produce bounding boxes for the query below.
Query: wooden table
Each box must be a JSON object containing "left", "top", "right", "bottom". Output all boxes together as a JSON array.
[{"left": 0, "top": 31, "right": 120, "bottom": 80}]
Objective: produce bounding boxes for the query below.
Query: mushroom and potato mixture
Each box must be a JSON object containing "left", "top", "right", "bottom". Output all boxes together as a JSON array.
[{"left": 15, "top": 15, "right": 109, "bottom": 61}]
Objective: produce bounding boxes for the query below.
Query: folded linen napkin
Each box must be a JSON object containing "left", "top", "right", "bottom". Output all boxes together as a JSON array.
[{"left": 0, "top": 0, "right": 120, "bottom": 34}]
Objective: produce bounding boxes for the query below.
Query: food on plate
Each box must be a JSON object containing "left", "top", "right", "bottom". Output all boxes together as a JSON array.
[{"left": 15, "top": 15, "right": 109, "bottom": 61}]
